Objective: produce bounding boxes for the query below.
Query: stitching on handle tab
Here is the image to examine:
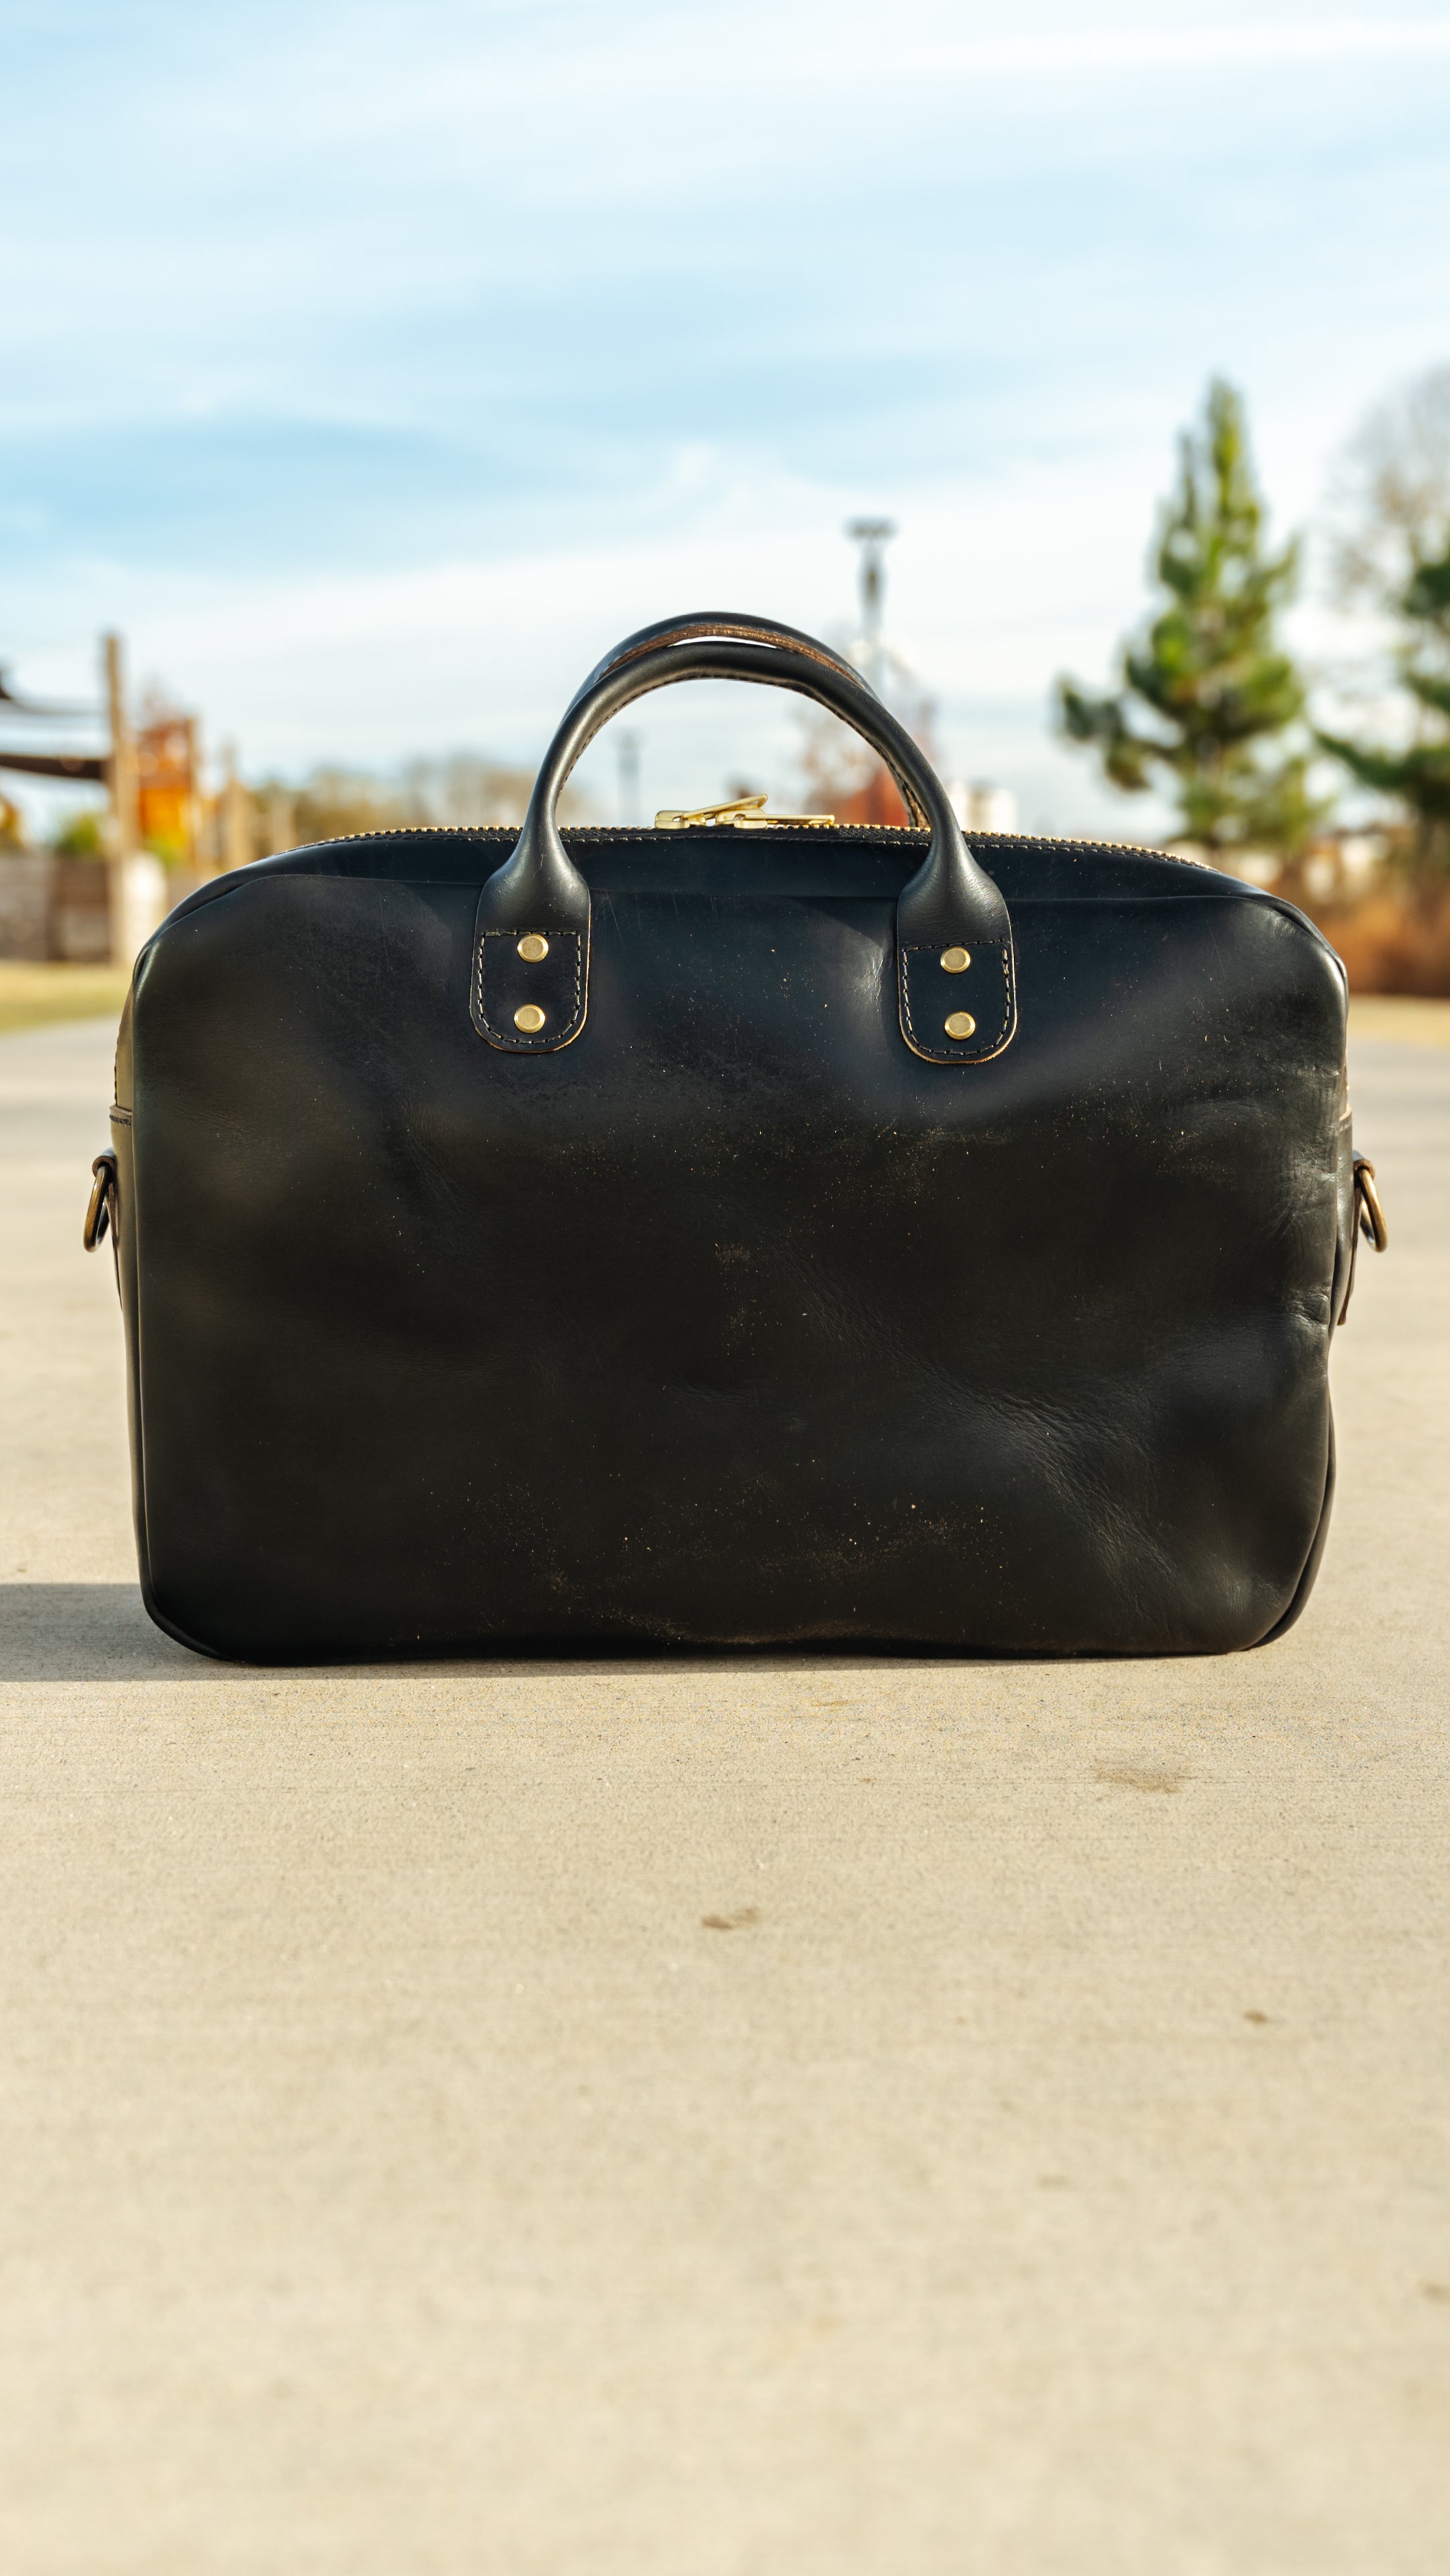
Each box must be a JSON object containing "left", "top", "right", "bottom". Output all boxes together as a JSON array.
[
  {"left": 898, "top": 942, "right": 1015, "bottom": 1064},
  {"left": 474, "top": 930, "right": 585, "bottom": 1051}
]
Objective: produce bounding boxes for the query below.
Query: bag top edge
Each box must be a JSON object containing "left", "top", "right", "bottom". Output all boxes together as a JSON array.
[{"left": 262, "top": 821, "right": 1221, "bottom": 868}]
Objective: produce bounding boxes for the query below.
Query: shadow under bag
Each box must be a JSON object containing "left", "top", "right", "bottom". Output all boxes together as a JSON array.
[{"left": 93, "top": 613, "right": 1381, "bottom": 1662}]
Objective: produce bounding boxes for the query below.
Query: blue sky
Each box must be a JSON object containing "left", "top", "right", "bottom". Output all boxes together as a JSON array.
[{"left": 4, "top": 0, "right": 1450, "bottom": 829}]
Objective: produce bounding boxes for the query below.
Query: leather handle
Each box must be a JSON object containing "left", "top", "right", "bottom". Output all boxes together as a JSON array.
[
  {"left": 472, "top": 621, "right": 1018, "bottom": 1066},
  {"left": 562, "top": 636, "right": 936, "bottom": 822},
  {"left": 566, "top": 610, "right": 878, "bottom": 719}
]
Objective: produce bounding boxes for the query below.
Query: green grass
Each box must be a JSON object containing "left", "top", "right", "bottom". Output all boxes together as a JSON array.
[{"left": 0, "top": 962, "right": 131, "bottom": 1037}]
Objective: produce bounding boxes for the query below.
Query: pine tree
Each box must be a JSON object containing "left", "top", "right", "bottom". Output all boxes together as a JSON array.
[
  {"left": 1318, "top": 543, "right": 1450, "bottom": 876},
  {"left": 1057, "top": 379, "right": 1323, "bottom": 858}
]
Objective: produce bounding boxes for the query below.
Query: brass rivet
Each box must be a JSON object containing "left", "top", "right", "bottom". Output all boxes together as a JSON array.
[
  {"left": 944, "top": 1011, "right": 976, "bottom": 1040},
  {"left": 517, "top": 933, "right": 549, "bottom": 962},
  {"left": 514, "top": 1003, "right": 546, "bottom": 1033},
  {"left": 940, "top": 945, "right": 971, "bottom": 973}
]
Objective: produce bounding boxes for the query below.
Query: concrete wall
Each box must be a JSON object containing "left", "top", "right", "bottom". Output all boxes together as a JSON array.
[
  {"left": 0, "top": 854, "right": 55, "bottom": 961},
  {"left": 51, "top": 858, "right": 112, "bottom": 963},
  {"left": 0, "top": 854, "right": 211, "bottom": 963}
]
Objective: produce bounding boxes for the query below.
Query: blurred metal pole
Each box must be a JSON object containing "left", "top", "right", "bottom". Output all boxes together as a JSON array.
[
  {"left": 617, "top": 729, "right": 641, "bottom": 827},
  {"left": 846, "top": 518, "right": 896, "bottom": 698}
]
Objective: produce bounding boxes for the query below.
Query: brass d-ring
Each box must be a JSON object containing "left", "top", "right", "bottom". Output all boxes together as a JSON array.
[
  {"left": 1354, "top": 1154, "right": 1388, "bottom": 1253},
  {"left": 83, "top": 1151, "right": 118, "bottom": 1252}
]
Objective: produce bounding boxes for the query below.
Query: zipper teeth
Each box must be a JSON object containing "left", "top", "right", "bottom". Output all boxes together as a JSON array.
[{"left": 320, "top": 823, "right": 1208, "bottom": 866}]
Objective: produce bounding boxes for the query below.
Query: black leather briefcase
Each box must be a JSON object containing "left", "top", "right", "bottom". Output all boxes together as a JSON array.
[{"left": 92, "top": 613, "right": 1380, "bottom": 1662}]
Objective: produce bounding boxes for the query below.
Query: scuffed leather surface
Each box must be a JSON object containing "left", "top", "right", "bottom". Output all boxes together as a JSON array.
[{"left": 118, "top": 830, "right": 1348, "bottom": 1661}]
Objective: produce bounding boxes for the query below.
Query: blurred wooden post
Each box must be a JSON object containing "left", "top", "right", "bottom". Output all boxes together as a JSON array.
[
  {"left": 263, "top": 790, "right": 296, "bottom": 857},
  {"left": 221, "top": 744, "right": 251, "bottom": 874},
  {"left": 104, "top": 632, "right": 139, "bottom": 964},
  {"left": 184, "top": 714, "right": 215, "bottom": 879}
]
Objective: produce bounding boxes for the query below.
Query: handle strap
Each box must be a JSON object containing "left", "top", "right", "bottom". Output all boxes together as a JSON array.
[
  {"left": 566, "top": 610, "right": 882, "bottom": 720},
  {"left": 471, "top": 621, "right": 1018, "bottom": 1067}
]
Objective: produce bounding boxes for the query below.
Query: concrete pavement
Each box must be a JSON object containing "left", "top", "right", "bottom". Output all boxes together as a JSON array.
[{"left": 1, "top": 1013, "right": 1447, "bottom": 2575}]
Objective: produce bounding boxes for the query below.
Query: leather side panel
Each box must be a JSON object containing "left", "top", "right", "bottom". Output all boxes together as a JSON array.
[
  {"left": 1253, "top": 1414, "right": 1336, "bottom": 1647},
  {"left": 1330, "top": 1102, "right": 1355, "bottom": 1326},
  {"left": 107, "top": 1092, "right": 150, "bottom": 1616}
]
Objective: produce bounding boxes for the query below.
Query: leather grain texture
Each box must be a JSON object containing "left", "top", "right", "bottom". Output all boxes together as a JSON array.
[{"left": 112, "top": 815, "right": 1349, "bottom": 1664}]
